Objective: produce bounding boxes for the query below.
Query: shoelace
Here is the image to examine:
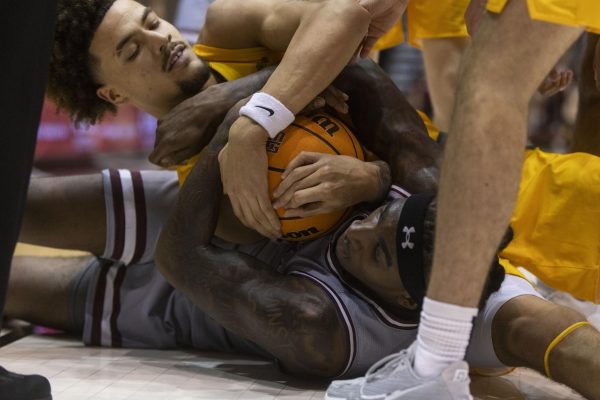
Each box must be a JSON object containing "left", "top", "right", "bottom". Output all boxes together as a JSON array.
[{"left": 364, "top": 349, "right": 409, "bottom": 384}]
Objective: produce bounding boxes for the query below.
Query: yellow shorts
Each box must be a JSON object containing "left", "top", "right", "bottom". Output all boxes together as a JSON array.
[
  {"left": 499, "top": 149, "right": 600, "bottom": 303},
  {"left": 373, "top": 0, "right": 470, "bottom": 50},
  {"left": 374, "top": 0, "right": 599, "bottom": 51},
  {"left": 487, "top": 0, "right": 600, "bottom": 34}
]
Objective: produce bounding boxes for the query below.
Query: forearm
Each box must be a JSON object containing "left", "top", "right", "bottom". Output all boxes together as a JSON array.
[
  {"left": 155, "top": 111, "right": 346, "bottom": 376},
  {"left": 223, "top": 67, "right": 276, "bottom": 106},
  {"left": 261, "top": 0, "right": 370, "bottom": 114},
  {"left": 334, "top": 60, "right": 441, "bottom": 193},
  {"left": 572, "top": 33, "right": 600, "bottom": 156}
]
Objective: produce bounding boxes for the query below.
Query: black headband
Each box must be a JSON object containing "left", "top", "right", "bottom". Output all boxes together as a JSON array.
[{"left": 395, "top": 192, "right": 435, "bottom": 307}]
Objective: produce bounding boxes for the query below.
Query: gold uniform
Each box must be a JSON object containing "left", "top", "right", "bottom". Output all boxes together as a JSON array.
[
  {"left": 500, "top": 149, "right": 600, "bottom": 303},
  {"left": 182, "top": 44, "right": 600, "bottom": 303},
  {"left": 374, "top": 0, "right": 600, "bottom": 51},
  {"left": 176, "top": 44, "right": 438, "bottom": 183}
]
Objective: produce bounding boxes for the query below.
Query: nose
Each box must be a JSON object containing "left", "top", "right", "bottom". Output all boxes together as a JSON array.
[
  {"left": 345, "top": 220, "right": 375, "bottom": 251},
  {"left": 147, "top": 31, "right": 171, "bottom": 55}
]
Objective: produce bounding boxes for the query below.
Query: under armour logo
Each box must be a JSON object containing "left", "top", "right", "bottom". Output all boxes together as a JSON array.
[
  {"left": 255, "top": 105, "right": 274, "bottom": 116},
  {"left": 401, "top": 226, "right": 415, "bottom": 249},
  {"left": 453, "top": 369, "right": 469, "bottom": 383}
]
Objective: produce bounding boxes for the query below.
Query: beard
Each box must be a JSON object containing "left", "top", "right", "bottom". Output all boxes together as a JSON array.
[{"left": 177, "top": 61, "right": 212, "bottom": 98}]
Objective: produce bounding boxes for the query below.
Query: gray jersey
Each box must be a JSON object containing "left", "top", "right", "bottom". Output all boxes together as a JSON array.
[
  {"left": 81, "top": 169, "right": 290, "bottom": 357},
  {"left": 77, "top": 170, "right": 539, "bottom": 378},
  {"left": 279, "top": 220, "right": 419, "bottom": 377}
]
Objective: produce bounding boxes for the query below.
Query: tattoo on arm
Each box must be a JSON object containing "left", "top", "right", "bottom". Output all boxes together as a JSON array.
[
  {"left": 333, "top": 59, "right": 441, "bottom": 193},
  {"left": 156, "top": 105, "right": 347, "bottom": 377}
]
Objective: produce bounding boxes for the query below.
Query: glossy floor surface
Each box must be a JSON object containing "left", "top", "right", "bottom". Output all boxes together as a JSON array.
[{"left": 0, "top": 335, "right": 586, "bottom": 400}]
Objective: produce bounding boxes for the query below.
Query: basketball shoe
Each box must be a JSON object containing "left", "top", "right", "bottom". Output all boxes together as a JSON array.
[
  {"left": 0, "top": 366, "right": 52, "bottom": 400},
  {"left": 325, "top": 343, "right": 472, "bottom": 400}
]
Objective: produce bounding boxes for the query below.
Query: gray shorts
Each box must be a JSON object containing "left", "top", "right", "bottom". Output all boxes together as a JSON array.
[{"left": 69, "top": 169, "right": 544, "bottom": 376}]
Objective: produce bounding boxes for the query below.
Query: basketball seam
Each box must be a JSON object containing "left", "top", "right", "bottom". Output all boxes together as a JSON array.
[{"left": 291, "top": 123, "right": 341, "bottom": 155}]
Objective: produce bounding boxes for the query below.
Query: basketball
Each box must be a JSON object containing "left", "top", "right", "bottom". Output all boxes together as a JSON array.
[{"left": 267, "top": 113, "right": 364, "bottom": 241}]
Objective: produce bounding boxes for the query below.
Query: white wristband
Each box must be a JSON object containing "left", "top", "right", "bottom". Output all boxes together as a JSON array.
[{"left": 239, "top": 92, "right": 295, "bottom": 138}]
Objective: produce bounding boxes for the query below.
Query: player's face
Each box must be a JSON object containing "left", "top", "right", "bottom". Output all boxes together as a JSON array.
[
  {"left": 336, "top": 200, "right": 400, "bottom": 271},
  {"left": 90, "top": 0, "right": 211, "bottom": 116},
  {"left": 335, "top": 199, "right": 417, "bottom": 309}
]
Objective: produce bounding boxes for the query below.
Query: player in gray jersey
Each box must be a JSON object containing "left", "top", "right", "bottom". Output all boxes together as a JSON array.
[
  {"left": 8, "top": 39, "right": 600, "bottom": 400},
  {"left": 7, "top": 64, "right": 600, "bottom": 400}
]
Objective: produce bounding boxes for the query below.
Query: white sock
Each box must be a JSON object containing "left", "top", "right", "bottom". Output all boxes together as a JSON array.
[{"left": 413, "top": 297, "right": 478, "bottom": 378}]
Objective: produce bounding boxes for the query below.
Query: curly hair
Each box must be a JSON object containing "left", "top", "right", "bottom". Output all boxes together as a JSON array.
[{"left": 47, "top": 0, "right": 117, "bottom": 125}]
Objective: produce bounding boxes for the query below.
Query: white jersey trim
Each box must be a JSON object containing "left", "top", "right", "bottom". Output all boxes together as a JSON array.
[{"left": 289, "top": 271, "right": 356, "bottom": 378}]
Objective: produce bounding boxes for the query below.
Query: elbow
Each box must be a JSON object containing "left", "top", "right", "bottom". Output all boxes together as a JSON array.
[{"left": 286, "top": 296, "right": 348, "bottom": 377}]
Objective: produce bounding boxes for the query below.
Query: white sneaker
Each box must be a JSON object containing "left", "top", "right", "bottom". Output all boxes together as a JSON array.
[{"left": 325, "top": 344, "right": 472, "bottom": 400}]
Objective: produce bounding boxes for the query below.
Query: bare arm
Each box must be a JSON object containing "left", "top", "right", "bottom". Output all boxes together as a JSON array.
[
  {"left": 275, "top": 58, "right": 441, "bottom": 215},
  {"left": 201, "top": 0, "right": 370, "bottom": 114},
  {"left": 155, "top": 105, "right": 347, "bottom": 377},
  {"left": 572, "top": 32, "right": 600, "bottom": 156},
  {"left": 20, "top": 174, "right": 105, "bottom": 255},
  {"left": 204, "top": 0, "right": 372, "bottom": 238},
  {"left": 333, "top": 59, "right": 441, "bottom": 193}
]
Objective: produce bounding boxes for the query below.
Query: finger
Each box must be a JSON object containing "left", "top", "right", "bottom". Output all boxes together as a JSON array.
[
  {"left": 274, "top": 160, "right": 322, "bottom": 199},
  {"left": 327, "top": 85, "right": 349, "bottom": 101},
  {"left": 283, "top": 202, "right": 328, "bottom": 219},
  {"left": 323, "top": 90, "right": 349, "bottom": 115},
  {"left": 273, "top": 169, "right": 324, "bottom": 209},
  {"left": 284, "top": 185, "right": 332, "bottom": 210},
  {"left": 239, "top": 197, "right": 275, "bottom": 238},
  {"left": 360, "top": 36, "right": 378, "bottom": 58},
  {"left": 561, "top": 70, "right": 573, "bottom": 89},
  {"left": 257, "top": 194, "right": 281, "bottom": 238},
  {"left": 323, "top": 86, "right": 349, "bottom": 114},
  {"left": 150, "top": 132, "right": 189, "bottom": 166},
  {"left": 244, "top": 195, "right": 278, "bottom": 239},
  {"left": 150, "top": 146, "right": 197, "bottom": 168},
  {"left": 301, "top": 97, "right": 326, "bottom": 114},
  {"left": 281, "top": 152, "right": 323, "bottom": 180}
]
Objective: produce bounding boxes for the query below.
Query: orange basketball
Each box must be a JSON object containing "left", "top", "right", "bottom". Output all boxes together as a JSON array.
[{"left": 267, "top": 113, "right": 365, "bottom": 241}]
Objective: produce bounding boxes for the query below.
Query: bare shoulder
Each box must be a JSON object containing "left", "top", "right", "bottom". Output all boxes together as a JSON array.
[{"left": 198, "top": 0, "right": 274, "bottom": 48}]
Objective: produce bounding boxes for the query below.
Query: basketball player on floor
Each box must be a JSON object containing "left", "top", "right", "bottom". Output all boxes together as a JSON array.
[
  {"left": 12, "top": 58, "right": 600, "bottom": 400},
  {"left": 45, "top": 0, "right": 600, "bottom": 397},
  {"left": 151, "top": 0, "right": 599, "bottom": 397},
  {"left": 141, "top": 0, "right": 590, "bottom": 397}
]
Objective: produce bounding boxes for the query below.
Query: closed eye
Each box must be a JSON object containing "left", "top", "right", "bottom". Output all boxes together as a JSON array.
[
  {"left": 127, "top": 45, "right": 140, "bottom": 62},
  {"left": 373, "top": 242, "right": 382, "bottom": 264},
  {"left": 149, "top": 19, "right": 160, "bottom": 30},
  {"left": 375, "top": 238, "right": 392, "bottom": 267}
]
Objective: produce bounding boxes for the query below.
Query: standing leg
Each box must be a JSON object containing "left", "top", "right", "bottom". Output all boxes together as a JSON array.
[
  {"left": 421, "top": 37, "right": 469, "bottom": 132},
  {"left": 419, "top": 0, "right": 582, "bottom": 379},
  {"left": 0, "top": 0, "right": 57, "bottom": 398}
]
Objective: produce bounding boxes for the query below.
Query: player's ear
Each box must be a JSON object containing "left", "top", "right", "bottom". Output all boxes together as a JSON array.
[{"left": 96, "top": 85, "right": 128, "bottom": 105}]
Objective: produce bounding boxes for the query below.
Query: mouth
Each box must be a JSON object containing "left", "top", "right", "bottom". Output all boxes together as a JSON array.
[{"left": 164, "top": 43, "right": 186, "bottom": 72}]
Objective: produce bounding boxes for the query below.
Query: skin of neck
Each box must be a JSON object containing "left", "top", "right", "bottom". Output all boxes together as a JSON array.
[{"left": 147, "top": 69, "right": 220, "bottom": 119}]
